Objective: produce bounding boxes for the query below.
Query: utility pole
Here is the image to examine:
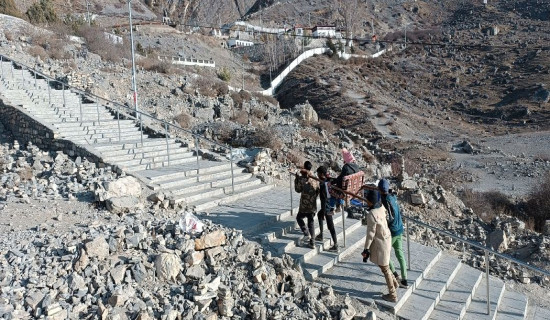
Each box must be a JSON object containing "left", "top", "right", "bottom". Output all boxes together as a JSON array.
[
  {"left": 128, "top": 0, "right": 138, "bottom": 113},
  {"left": 86, "top": 0, "right": 91, "bottom": 26}
]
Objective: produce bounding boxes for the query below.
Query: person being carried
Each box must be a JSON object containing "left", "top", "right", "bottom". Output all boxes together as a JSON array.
[
  {"left": 327, "top": 148, "right": 361, "bottom": 214},
  {"left": 378, "top": 179, "right": 408, "bottom": 288},
  {"left": 314, "top": 166, "right": 339, "bottom": 252},
  {"left": 361, "top": 189, "right": 399, "bottom": 302},
  {"left": 294, "top": 161, "right": 320, "bottom": 249}
]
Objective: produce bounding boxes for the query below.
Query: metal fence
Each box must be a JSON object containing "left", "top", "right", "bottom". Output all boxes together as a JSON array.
[{"left": 0, "top": 53, "right": 236, "bottom": 192}]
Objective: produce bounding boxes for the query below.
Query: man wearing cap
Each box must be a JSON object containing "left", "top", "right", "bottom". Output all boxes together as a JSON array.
[
  {"left": 378, "top": 179, "right": 408, "bottom": 288},
  {"left": 361, "top": 189, "right": 398, "bottom": 302}
]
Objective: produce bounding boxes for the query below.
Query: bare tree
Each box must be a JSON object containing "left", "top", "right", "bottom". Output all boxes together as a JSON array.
[{"left": 335, "top": 0, "right": 362, "bottom": 44}]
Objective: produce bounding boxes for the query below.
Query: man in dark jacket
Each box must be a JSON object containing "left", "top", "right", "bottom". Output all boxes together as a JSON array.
[
  {"left": 294, "top": 161, "right": 320, "bottom": 249},
  {"left": 378, "top": 179, "right": 408, "bottom": 288},
  {"left": 315, "top": 166, "right": 339, "bottom": 252}
]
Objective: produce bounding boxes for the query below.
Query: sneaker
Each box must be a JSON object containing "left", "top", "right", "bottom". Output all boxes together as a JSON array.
[
  {"left": 393, "top": 271, "right": 400, "bottom": 280},
  {"left": 314, "top": 234, "right": 323, "bottom": 241},
  {"left": 382, "top": 293, "right": 397, "bottom": 302},
  {"left": 307, "top": 240, "right": 315, "bottom": 249},
  {"left": 327, "top": 244, "right": 339, "bottom": 253},
  {"left": 400, "top": 279, "right": 409, "bottom": 289}
]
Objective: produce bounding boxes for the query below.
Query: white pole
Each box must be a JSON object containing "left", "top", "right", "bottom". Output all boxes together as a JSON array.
[{"left": 128, "top": 0, "right": 139, "bottom": 114}]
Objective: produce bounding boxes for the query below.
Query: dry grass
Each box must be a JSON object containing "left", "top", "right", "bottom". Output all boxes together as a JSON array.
[
  {"left": 174, "top": 112, "right": 192, "bottom": 129},
  {"left": 362, "top": 150, "right": 376, "bottom": 163},
  {"left": 252, "top": 127, "right": 283, "bottom": 150},
  {"left": 138, "top": 58, "right": 174, "bottom": 74},
  {"left": 314, "top": 119, "right": 338, "bottom": 134},
  {"left": 27, "top": 45, "right": 49, "bottom": 60},
  {"left": 461, "top": 189, "right": 517, "bottom": 223},
  {"left": 250, "top": 107, "right": 267, "bottom": 120},
  {"left": 78, "top": 26, "right": 128, "bottom": 63},
  {"left": 195, "top": 76, "right": 229, "bottom": 97},
  {"left": 523, "top": 173, "right": 550, "bottom": 233},
  {"left": 300, "top": 130, "right": 323, "bottom": 142},
  {"left": 286, "top": 149, "right": 306, "bottom": 167},
  {"left": 230, "top": 110, "right": 249, "bottom": 125},
  {"left": 251, "top": 92, "right": 278, "bottom": 106},
  {"left": 231, "top": 91, "right": 252, "bottom": 108}
]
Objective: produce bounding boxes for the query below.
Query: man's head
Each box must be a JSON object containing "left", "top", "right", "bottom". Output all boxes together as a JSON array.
[
  {"left": 366, "top": 190, "right": 380, "bottom": 208},
  {"left": 378, "top": 179, "right": 390, "bottom": 195},
  {"left": 301, "top": 161, "right": 313, "bottom": 176},
  {"left": 316, "top": 165, "right": 327, "bottom": 179}
]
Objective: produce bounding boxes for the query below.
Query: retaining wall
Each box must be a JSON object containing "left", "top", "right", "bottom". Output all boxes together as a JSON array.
[{"left": 0, "top": 97, "right": 104, "bottom": 165}]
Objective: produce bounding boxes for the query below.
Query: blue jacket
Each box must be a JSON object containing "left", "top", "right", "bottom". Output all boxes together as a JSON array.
[{"left": 381, "top": 194, "right": 404, "bottom": 237}]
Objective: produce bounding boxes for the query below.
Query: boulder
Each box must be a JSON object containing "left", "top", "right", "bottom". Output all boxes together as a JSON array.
[
  {"left": 292, "top": 101, "right": 318, "bottom": 123},
  {"left": 487, "top": 230, "right": 508, "bottom": 252},
  {"left": 85, "top": 236, "right": 110, "bottom": 259},
  {"left": 544, "top": 220, "right": 550, "bottom": 236},
  {"left": 155, "top": 253, "right": 182, "bottom": 282},
  {"left": 401, "top": 179, "right": 418, "bottom": 190},
  {"left": 195, "top": 230, "right": 226, "bottom": 251},
  {"left": 106, "top": 196, "right": 141, "bottom": 215},
  {"left": 104, "top": 176, "right": 142, "bottom": 199},
  {"left": 410, "top": 192, "right": 426, "bottom": 205}
]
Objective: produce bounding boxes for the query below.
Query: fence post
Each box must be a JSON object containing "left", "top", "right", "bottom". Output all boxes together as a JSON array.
[
  {"left": 62, "top": 83, "right": 66, "bottom": 107},
  {"left": 289, "top": 172, "right": 293, "bottom": 216},
  {"left": 194, "top": 136, "right": 200, "bottom": 182},
  {"left": 342, "top": 205, "right": 346, "bottom": 247},
  {"left": 116, "top": 108, "right": 121, "bottom": 142},
  {"left": 229, "top": 146, "right": 235, "bottom": 194},
  {"left": 78, "top": 93, "right": 83, "bottom": 122},
  {"left": 96, "top": 99, "right": 101, "bottom": 125},
  {"left": 406, "top": 217, "right": 411, "bottom": 271},
  {"left": 485, "top": 249, "right": 490, "bottom": 315},
  {"left": 47, "top": 80, "right": 51, "bottom": 106},
  {"left": 139, "top": 113, "right": 144, "bottom": 149},
  {"left": 164, "top": 121, "right": 170, "bottom": 167}
]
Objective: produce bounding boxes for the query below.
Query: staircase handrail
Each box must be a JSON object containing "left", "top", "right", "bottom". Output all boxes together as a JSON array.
[
  {"left": 0, "top": 53, "right": 229, "bottom": 150},
  {"left": 0, "top": 53, "right": 238, "bottom": 193},
  {"left": 403, "top": 214, "right": 550, "bottom": 277}
]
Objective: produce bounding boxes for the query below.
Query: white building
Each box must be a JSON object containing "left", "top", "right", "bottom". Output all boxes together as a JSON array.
[
  {"left": 226, "top": 39, "right": 254, "bottom": 48},
  {"left": 312, "top": 25, "right": 337, "bottom": 38}
]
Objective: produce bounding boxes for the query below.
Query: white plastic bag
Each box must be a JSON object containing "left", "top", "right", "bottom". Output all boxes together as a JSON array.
[{"left": 179, "top": 211, "right": 204, "bottom": 234}]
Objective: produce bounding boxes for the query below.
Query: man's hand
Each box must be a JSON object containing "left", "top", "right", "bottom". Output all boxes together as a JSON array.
[{"left": 361, "top": 249, "right": 370, "bottom": 263}]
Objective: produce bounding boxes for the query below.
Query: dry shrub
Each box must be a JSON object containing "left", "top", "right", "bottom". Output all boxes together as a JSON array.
[
  {"left": 300, "top": 130, "right": 322, "bottom": 142},
  {"left": 138, "top": 58, "right": 174, "bottom": 74},
  {"left": 0, "top": 0, "right": 23, "bottom": 18},
  {"left": 404, "top": 158, "right": 422, "bottom": 177},
  {"left": 27, "top": 45, "right": 49, "bottom": 60},
  {"left": 252, "top": 127, "right": 282, "bottom": 149},
  {"left": 78, "top": 26, "right": 128, "bottom": 62},
  {"left": 196, "top": 76, "right": 228, "bottom": 97},
  {"left": 17, "top": 167, "right": 33, "bottom": 181},
  {"left": 251, "top": 92, "right": 278, "bottom": 106},
  {"left": 231, "top": 110, "right": 248, "bottom": 125},
  {"left": 286, "top": 150, "right": 306, "bottom": 167},
  {"left": 363, "top": 150, "right": 376, "bottom": 163},
  {"left": 215, "top": 123, "right": 233, "bottom": 143},
  {"left": 250, "top": 107, "right": 267, "bottom": 119},
  {"left": 314, "top": 119, "right": 338, "bottom": 133},
  {"left": 231, "top": 90, "right": 252, "bottom": 108},
  {"left": 461, "top": 189, "right": 517, "bottom": 222},
  {"left": 174, "top": 112, "right": 192, "bottom": 129},
  {"left": 523, "top": 173, "right": 550, "bottom": 233}
]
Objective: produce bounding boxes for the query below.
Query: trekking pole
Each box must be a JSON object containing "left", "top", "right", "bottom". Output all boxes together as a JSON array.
[{"left": 485, "top": 249, "right": 490, "bottom": 315}]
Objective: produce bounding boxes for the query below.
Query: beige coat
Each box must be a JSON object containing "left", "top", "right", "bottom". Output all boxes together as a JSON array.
[{"left": 363, "top": 205, "right": 392, "bottom": 266}]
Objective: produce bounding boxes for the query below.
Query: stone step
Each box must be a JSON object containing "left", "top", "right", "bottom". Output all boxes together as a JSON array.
[
  {"left": 138, "top": 162, "right": 234, "bottom": 184},
  {"left": 427, "top": 264, "right": 483, "bottom": 320},
  {"left": 301, "top": 219, "right": 368, "bottom": 280},
  {"left": 494, "top": 290, "right": 528, "bottom": 320},
  {"left": 113, "top": 151, "right": 195, "bottom": 168},
  {"left": 49, "top": 120, "right": 136, "bottom": 128},
  {"left": 170, "top": 178, "right": 262, "bottom": 204},
  {"left": 117, "top": 154, "right": 198, "bottom": 171},
  {"left": 265, "top": 209, "right": 347, "bottom": 256},
  {"left": 166, "top": 172, "right": 254, "bottom": 195},
  {"left": 59, "top": 130, "right": 145, "bottom": 141},
  {"left": 98, "top": 142, "right": 185, "bottom": 157},
  {"left": 70, "top": 135, "right": 149, "bottom": 145},
  {"left": 103, "top": 147, "right": 191, "bottom": 162},
  {"left": 525, "top": 304, "right": 550, "bottom": 320},
  {"left": 463, "top": 275, "right": 505, "bottom": 320},
  {"left": 192, "top": 183, "right": 273, "bottom": 212},
  {"left": 278, "top": 216, "right": 363, "bottom": 265},
  {"left": 95, "top": 138, "right": 178, "bottom": 150},
  {"left": 396, "top": 255, "right": 463, "bottom": 319}
]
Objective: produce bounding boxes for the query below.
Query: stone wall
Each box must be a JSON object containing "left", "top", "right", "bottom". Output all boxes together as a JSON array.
[{"left": 0, "top": 97, "right": 104, "bottom": 165}]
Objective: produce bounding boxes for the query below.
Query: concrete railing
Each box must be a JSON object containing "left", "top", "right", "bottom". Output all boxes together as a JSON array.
[
  {"left": 157, "top": 55, "right": 216, "bottom": 68},
  {"left": 258, "top": 46, "right": 392, "bottom": 96}
]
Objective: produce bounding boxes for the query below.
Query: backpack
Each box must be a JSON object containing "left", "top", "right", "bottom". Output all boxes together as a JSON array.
[{"left": 385, "top": 200, "right": 395, "bottom": 225}]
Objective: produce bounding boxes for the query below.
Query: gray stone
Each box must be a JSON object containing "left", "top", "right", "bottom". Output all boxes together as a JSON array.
[
  {"left": 85, "top": 236, "right": 110, "bottom": 259},
  {"left": 195, "top": 230, "right": 226, "bottom": 250},
  {"left": 185, "top": 265, "right": 205, "bottom": 280},
  {"left": 544, "top": 220, "right": 550, "bottom": 236},
  {"left": 410, "top": 192, "right": 426, "bottom": 205},
  {"left": 487, "top": 230, "right": 508, "bottom": 252},
  {"left": 106, "top": 196, "right": 141, "bottom": 215},
  {"left": 110, "top": 265, "right": 127, "bottom": 285},
  {"left": 104, "top": 176, "right": 142, "bottom": 198},
  {"left": 154, "top": 253, "right": 182, "bottom": 282},
  {"left": 25, "top": 290, "right": 45, "bottom": 310},
  {"left": 401, "top": 179, "right": 418, "bottom": 190}
]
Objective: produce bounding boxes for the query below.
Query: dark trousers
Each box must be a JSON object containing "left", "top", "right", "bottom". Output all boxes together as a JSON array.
[
  {"left": 296, "top": 211, "right": 315, "bottom": 239},
  {"left": 318, "top": 209, "right": 338, "bottom": 244}
]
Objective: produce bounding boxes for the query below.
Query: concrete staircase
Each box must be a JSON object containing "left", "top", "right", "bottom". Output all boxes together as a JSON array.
[
  {"left": 0, "top": 58, "right": 270, "bottom": 210},
  {"left": 203, "top": 190, "right": 547, "bottom": 320}
]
